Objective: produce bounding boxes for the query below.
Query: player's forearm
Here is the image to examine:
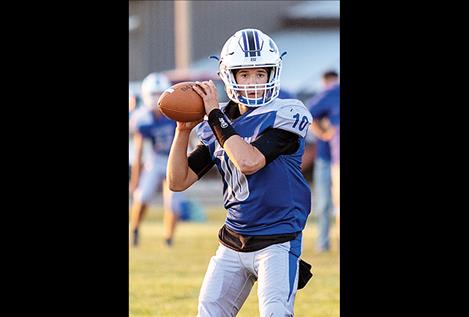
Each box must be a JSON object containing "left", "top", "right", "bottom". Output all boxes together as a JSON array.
[
  {"left": 224, "top": 135, "right": 265, "bottom": 175},
  {"left": 167, "top": 130, "right": 192, "bottom": 190},
  {"left": 207, "top": 109, "right": 265, "bottom": 175},
  {"left": 130, "top": 161, "right": 141, "bottom": 188},
  {"left": 131, "top": 134, "right": 144, "bottom": 186}
]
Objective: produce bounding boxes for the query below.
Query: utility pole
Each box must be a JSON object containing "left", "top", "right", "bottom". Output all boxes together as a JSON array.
[{"left": 174, "top": 0, "right": 191, "bottom": 71}]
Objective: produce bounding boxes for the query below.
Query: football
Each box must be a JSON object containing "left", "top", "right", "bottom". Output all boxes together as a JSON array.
[{"left": 158, "top": 81, "right": 205, "bottom": 122}]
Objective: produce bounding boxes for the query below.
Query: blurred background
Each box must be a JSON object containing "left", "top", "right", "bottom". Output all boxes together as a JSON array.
[
  {"left": 129, "top": 1, "right": 339, "bottom": 316},
  {"left": 129, "top": 0, "right": 339, "bottom": 101},
  {"left": 129, "top": 0, "right": 340, "bottom": 195}
]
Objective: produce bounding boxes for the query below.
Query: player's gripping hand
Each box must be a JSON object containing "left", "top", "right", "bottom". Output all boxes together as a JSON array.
[{"left": 192, "top": 80, "right": 219, "bottom": 115}]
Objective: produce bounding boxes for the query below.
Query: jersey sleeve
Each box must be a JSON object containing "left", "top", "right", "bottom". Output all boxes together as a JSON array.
[
  {"left": 273, "top": 100, "right": 313, "bottom": 138},
  {"left": 187, "top": 143, "right": 215, "bottom": 179},
  {"left": 251, "top": 128, "right": 299, "bottom": 164},
  {"left": 195, "top": 121, "right": 216, "bottom": 146}
]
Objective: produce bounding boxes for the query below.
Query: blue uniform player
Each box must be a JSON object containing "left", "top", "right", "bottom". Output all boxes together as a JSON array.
[
  {"left": 167, "top": 29, "right": 313, "bottom": 316},
  {"left": 307, "top": 75, "right": 340, "bottom": 240},
  {"left": 307, "top": 70, "right": 340, "bottom": 252},
  {"left": 129, "top": 72, "right": 188, "bottom": 247}
]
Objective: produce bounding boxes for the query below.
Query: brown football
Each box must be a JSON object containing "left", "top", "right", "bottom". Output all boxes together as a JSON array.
[{"left": 158, "top": 81, "right": 205, "bottom": 122}]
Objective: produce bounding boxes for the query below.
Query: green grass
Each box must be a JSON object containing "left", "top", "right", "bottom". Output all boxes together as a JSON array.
[{"left": 130, "top": 206, "right": 339, "bottom": 317}]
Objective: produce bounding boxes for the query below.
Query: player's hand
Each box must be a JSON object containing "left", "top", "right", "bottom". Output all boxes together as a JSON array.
[
  {"left": 192, "top": 80, "right": 219, "bottom": 115},
  {"left": 317, "top": 126, "right": 336, "bottom": 141},
  {"left": 312, "top": 118, "right": 335, "bottom": 141},
  {"left": 176, "top": 119, "right": 203, "bottom": 132}
]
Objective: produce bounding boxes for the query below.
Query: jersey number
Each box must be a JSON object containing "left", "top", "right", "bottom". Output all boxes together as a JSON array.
[
  {"left": 220, "top": 154, "right": 249, "bottom": 202},
  {"left": 292, "top": 113, "right": 309, "bottom": 131}
]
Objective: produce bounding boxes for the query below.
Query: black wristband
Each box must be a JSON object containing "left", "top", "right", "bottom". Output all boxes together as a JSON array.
[{"left": 207, "top": 109, "right": 238, "bottom": 147}]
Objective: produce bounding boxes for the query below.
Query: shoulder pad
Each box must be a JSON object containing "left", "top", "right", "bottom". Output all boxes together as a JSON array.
[{"left": 273, "top": 99, "right": 313, "bottom": 138}]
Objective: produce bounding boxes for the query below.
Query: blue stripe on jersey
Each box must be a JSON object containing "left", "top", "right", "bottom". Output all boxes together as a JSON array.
[
  {"left": 254, "top": 30, "right": 261, "bottom": 56},
  {"left": 288, "top": 254, "right": 298, "bottom": 301},
  {"left": 290, "top": 232, "right": 302, "bottom": 257},
  {"left": 242, "top": 31, "right": 249, "bottom": 57},
  {"left": 288, "top": 233, "right": 302, "bottom": 301}
]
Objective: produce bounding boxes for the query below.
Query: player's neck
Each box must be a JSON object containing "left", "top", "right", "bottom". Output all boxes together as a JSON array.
[{"left": 238, "top": 104, "right": 249, "bottom": 115}]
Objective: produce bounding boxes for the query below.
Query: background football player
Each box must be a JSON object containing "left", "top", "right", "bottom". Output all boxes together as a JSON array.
[{"left": 129, "top": 72, "right": 191, "bottom": 247}]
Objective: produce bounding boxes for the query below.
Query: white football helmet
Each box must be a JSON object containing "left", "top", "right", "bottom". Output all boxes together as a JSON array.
[
  {"left": 218, "top": 29, "right": 282, "bottom": 107},
  {"left": 140, "top": 72, "right": 171, "bottom": 109}
]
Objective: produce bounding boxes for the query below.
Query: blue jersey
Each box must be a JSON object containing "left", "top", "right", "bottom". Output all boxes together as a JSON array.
[
  {"left": 196, "top": 98, "right": 313, "bottom": 236},
  {"left": 307, "top": 83, "right": 340, "bottom": 164},
  {"left": 129, "top": 107, "right": 176, "bottom": 156},
  {"left": 307, "top": 83, "right": 340, "bottom": 127}
]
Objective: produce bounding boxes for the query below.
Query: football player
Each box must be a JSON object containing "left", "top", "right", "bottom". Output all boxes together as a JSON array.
[
  {"left": 167, "top": 28, "right": 313, "bottom": 316},
  {"left": 307, "top": 70, "right": 340, "bottom": 245},
  {"left": 129, "top": 72, "right": 189, "bottom": 247}
]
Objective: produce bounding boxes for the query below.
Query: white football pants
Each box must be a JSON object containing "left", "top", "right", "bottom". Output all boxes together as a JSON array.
[
  {"left": 197, "top": 235, "right": 302, "bottom": 317},
  {"left": 133, "top": 154, "right": 185, "bottom": 212}
]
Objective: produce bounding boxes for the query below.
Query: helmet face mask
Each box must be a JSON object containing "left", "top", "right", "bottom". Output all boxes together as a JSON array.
[
  {"left": 219, "top": 29, "right": 282, "bottom": 107},
  {"left": 140, "top": 72, "right": 171, "bottom": 109}
]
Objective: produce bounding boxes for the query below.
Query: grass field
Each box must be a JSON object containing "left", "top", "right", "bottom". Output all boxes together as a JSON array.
[{"left": 129, "top": 206, "right": 339, "bottom": 317}]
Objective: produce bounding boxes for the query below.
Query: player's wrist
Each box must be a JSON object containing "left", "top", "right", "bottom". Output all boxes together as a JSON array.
[
  {"left": 205, "top": 106, "right": 219, "bottom": 115},
  {"left": 208, "top": 109, "right": 238, "bottom": 147},
  {"left": 175, "top": 127, "right": 191, "bottom": 135}
]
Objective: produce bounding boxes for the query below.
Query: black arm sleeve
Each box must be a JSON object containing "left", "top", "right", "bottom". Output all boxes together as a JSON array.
[
  {"left": 187, "top": 144, "right": 215, "bottom": 179},
  {"left": 251, "top": 128, "right": 300, "bottom": 165}
]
